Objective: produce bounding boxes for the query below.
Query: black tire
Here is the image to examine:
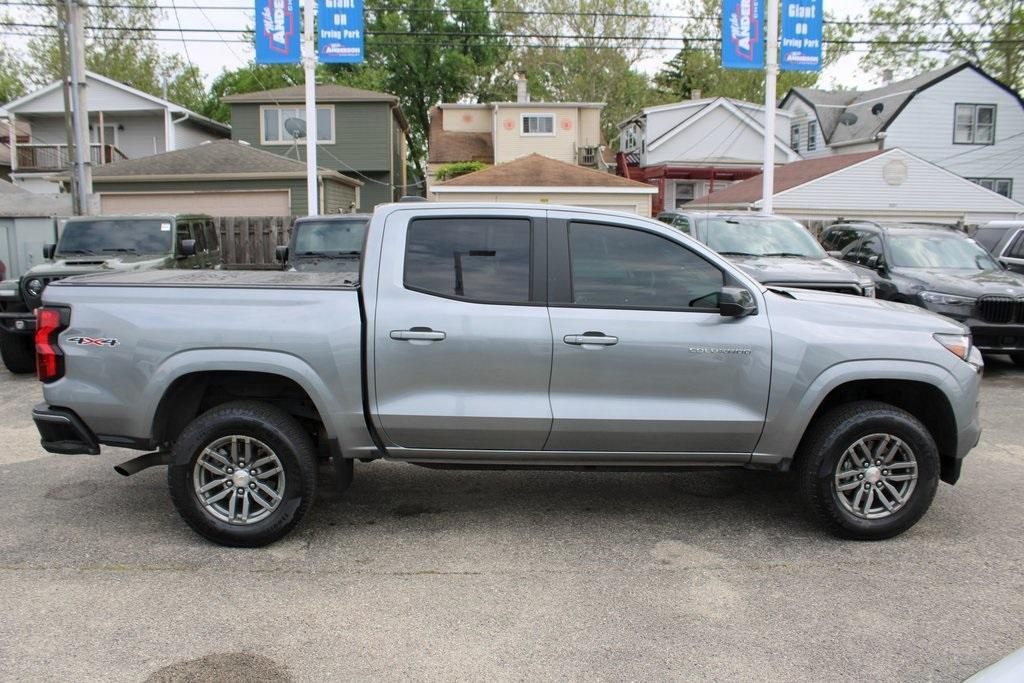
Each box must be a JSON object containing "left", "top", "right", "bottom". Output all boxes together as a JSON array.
[
  {"left": 1010, "top": 352, "right": 1024, "bottom": 368},
  {"left": 0, "top": 331, "right": 35, "bottom": 374},
  {"left": 167, "top": 400, "right": 317, "bottom": 547},
  {"left": 795, "top": 400, "right": 939, "bottom": 540}
]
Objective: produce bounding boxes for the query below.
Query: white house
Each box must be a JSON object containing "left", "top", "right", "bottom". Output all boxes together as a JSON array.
[
  {"left": 780, "top": 62, "right": 1024, "bottom": 202},
  {"left": 616, "top": 96, "right": 800, "bottom": 214},
  {"left": 2, "top": 72, "right": 230, "bottom": 193},
  {"left": 694, "top": 147, "right": 1024, "bottom": 226}
]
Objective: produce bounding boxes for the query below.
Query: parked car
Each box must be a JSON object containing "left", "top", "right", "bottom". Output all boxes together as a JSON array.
[
  {"left": 971, "top": 221, "right": 1024, "bottom": 274},
  {"left": 0, "top": 214, "right": 220, "bottom": 374},
  {"left": 275, "top": 214, "right": 370, "bottom": 272},
  {"left": 32, "top": 203, "right": 981, "bottom": 546},
  {"left": 821, "top": 221, "right": 1024, "bottom": 365},
  {"left": 657, "top": 211, "right": 875, "bottom": 297}
]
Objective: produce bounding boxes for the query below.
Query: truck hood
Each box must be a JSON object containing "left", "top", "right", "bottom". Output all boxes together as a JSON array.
[
  {"left": 25, "top": 255, "right": 171, "bottom": 278},
  {"left": 766, "top": 286, "right": 966, "bottom": 335},
  {"left": 728, "top": 255, "right": 861, "bottom": 285},
  {"left": 892, "top": 267, "right": 1024, "bottom": 298}
]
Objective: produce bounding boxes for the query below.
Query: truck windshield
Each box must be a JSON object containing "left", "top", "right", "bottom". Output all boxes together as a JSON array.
[
  {"left": 703, "top": 217, "right": 825, "bottom": 258},
  {"left": 888, "top": 234, "right": 998, "bottom": 270},
  {"left": 57, "top": 219, "right": 173, "bottom": 255},
  {"left": 293, "top": 219, "right": 368, "bottom": 256}
]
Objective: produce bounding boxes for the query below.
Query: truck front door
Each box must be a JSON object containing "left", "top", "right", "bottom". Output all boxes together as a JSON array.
[
  {"left": 544, "top": 213, "right": 772, "bottom": 457},
  {"left": 372, "top": 210, "right": 552, "bottom": 450}
]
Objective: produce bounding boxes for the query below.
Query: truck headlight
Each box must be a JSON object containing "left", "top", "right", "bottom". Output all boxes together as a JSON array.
[
  {"left": 919, "top": 291, "right": 975, "bottom": 316},
  {"left": 933, "top": 333, "right": 971, "bottom": 361},
  {"left": 25, "top": 279, "right": 44, "bottom": 297}
]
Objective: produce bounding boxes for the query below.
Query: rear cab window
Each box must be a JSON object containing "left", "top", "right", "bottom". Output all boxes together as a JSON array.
[{"left": 404, "top": 217, "right": 534, "bottom": 304}]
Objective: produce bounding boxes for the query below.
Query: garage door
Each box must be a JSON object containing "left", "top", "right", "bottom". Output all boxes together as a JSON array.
[{"left": 100, "top": 190, "right": 291, "bottom": 217}]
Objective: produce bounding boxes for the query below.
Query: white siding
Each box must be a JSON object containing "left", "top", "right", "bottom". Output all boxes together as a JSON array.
[
  {"left": 645, "top": 104, "right": 796, "bottom": 166},
  {"left": 781, "top": 98, "right": 832, "bottom": 158},
  {"left": 13, "top": 76, "right": 166, "bottom": 114},
  {"left": 884, "top": 68, "right": 1024, "bottom": 201},
  {"left": 773, "top": 149, "right": 1024, "bottom": 223},
  {"left": 173, "top": 121, "right": 224, "bottom": 150}
]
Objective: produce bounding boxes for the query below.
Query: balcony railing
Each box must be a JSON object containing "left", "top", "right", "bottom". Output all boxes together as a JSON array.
[{"left": 15, "top": 143, "right": 127, "bottom": 171}]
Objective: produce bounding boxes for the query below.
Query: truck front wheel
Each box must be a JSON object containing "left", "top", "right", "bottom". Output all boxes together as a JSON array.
[
  {"left": 0, "top": 331, "right": 35, "bottom": 374},
  {"left": 167, "top": 401, "right": 317, "bottom": 547},
  {"left": 795, "top": 400, "right": 939, "bottom": 540}
]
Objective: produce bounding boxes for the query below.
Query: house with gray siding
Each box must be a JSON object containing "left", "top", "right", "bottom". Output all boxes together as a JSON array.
[
  {"left": 780, "top": 61, "right": 1024, "bottom": 202},
  {"left": 223, "top": 84, "right": 409, "bottom": 209},
  {"left": 2, "top": 72, "right": 230, "bottom": 193}
]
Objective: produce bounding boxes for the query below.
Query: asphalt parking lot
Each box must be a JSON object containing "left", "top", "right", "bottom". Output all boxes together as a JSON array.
[{"left": 1, "top": 361, "right": 1023, "bottom": 681}]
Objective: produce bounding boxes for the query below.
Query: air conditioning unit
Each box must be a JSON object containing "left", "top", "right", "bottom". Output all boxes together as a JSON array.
[{"left": 578, "top": 146, "right": 599, "bottom": 167}]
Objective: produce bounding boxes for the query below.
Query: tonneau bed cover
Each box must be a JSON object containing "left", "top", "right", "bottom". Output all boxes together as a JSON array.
[{"left": 48, "top": 268, "right": 360, "bottom": 289}]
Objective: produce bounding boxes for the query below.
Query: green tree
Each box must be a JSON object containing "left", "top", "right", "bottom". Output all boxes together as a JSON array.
[
  {"left": 22, "top": 0, "right": 207, "bottom": 111},
  {"left": 0, "top": 18, "right": 27, "bottom": 104},
  {"left": 655, "top": 0, "right": 853, "bottom": 101},
  {"left": 857, "top": 0, "right": 1024, "bottom": 90}
]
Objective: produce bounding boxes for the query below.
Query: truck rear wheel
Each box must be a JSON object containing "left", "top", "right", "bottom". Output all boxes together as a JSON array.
[
  {"left": 167, "top": 400, "right": 317, "bottom": 547},
  {"left": 795, "top": 400, "right": 939, "bottom": 540},
  {"left": 0, "top": 331, "right": 35, "bottom": 374}
]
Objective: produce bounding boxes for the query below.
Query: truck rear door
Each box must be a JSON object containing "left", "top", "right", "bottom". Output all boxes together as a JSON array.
[{"left": 371, "top": 208, "right": 552, "bottom": 450}]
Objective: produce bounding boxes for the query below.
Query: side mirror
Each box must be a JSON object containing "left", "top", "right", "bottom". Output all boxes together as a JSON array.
[
  {"left": 178, "top": 239, "right": 197, "bottom": 258},
  {"left": 42, "top": 244, "right": 56, "bottom": 260},
  {"left": 826, "top": 250, "right": 843, "bottom": 259},
  {"left": 275, "top": 245, "right": 289, "bottom": 262},
  {"left": 718, "top": 286, "right": 757, "bottom": 318}
]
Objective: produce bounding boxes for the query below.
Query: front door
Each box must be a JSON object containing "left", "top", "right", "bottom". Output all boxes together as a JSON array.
[
  {"left": 372, "top": 210, "right": 552, "bottom": 450},
  {"left": 545, "top": 213, "right": 772, "bottom": 456}
]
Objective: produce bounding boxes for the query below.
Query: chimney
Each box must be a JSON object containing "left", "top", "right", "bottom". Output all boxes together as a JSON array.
[
  {"left": 690, "top": 89, "right": 702, "bottom": 100},
  {"left": 515, "top": 70, "right": 529, "bottom": 103}
]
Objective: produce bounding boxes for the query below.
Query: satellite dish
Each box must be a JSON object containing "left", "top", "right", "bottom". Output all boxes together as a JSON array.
[
  {"left": 838, "top": 112, "right": 859, "bottom": 126},
  {"left": 284, "top": 117, "right": 307, "bottom": 139},
  {"left": 871, "top": 102, "right": 885, "bottom": 116}
]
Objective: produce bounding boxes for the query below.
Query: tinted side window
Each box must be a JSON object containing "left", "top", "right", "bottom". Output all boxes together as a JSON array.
[
  {"left": 175, "top": 223, "right": 193, "bottom": 252},
  {"left": 971, "top": 228, "right": 1005, "bottom": 253},
  {"left": 192, "top": 222, "right": 207, "bottom": 252},
  {"left": 856, "top": 236, "right": 884, "bottom": 265},
  {"left": 404, "top": 217, "right": 532, "bottom": 303},
  {"left": 568, "top": 222, "right": 723, "bottom": 309},
  {"left": 823, "top": 227, "right": 862, "bottom": 252},
  {"left": 1006, "top": 231, "right": 1024, "bottom": 259}
]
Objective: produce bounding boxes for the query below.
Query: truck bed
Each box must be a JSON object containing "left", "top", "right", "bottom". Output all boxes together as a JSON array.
[{"left": 48, "top": 268, "right": 360, "bottom": 289}]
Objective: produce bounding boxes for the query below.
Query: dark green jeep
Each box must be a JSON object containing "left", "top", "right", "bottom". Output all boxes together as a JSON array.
[{"left": 0, "top": 214, "right": 220, "bottom": 373}]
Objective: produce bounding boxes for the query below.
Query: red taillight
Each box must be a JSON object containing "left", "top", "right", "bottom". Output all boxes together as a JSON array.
[{"left": 35, "top": 307, "right": 68, "bottom": 383}]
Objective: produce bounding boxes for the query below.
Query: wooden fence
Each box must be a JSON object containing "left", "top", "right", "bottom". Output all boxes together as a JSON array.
[{"left": 215, "top": 216, "right": 297, "bottom": 265}]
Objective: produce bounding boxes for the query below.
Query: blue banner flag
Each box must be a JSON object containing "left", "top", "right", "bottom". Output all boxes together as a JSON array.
[
  {"left": 255, "top": 0, "right": 301, "bottom": 64},
  {"left": 721, "top": 0, "right": 764, "bottom": 69},
  {"left": 780, "top": 0, "right": 823, "bottom": 71},
  {"left": 318, "top": 0, "right": 364, "bottom": 63}
]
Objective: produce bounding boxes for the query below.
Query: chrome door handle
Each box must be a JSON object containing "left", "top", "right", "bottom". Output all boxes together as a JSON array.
[
  {"left": 390, "top": 328, "right": 446, "bottom": 341},
  {"left": 563, "top": 333, "right": 618, "bottom": 346}
]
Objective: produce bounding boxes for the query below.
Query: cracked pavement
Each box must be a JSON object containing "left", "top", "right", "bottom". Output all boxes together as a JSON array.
[{"left": 1, "top": 359, "right": 1023, "bottom": 681}]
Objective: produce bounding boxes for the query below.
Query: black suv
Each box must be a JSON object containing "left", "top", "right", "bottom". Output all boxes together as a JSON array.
[{"left": 821, "top": 221, "right": 1024, "bottom": 364}]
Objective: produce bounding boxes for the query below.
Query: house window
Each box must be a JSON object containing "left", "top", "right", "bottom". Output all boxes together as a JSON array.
[
  {"left": 673, "top": 182, "right": 696, "bottom": 208},
  {"left": 807, "top": 121, "right": 817, "bottom": 152},
  {"left": 968, "top": 177, "right": 1013, "bottom": 197},
  {"left": 521, "top": 113, "right": 555, "bottom": 136},
  {"left": 624, "top": 127, "right": 639, "bottom": 150},
  {"left": 790, "top": 123, "right": 800, "bottom": 151},
  {"left": 261, "top": 106, "right": 335, "bottom": 144},
  {"left": 954, "top": 104, "right": 996, "bottom": 144}
]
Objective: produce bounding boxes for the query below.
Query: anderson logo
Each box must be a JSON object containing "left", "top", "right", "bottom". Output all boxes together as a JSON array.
[
  {"left": 689, "top": 346, "right": 752, "bottom": 355},
  {"left": 728, "top": 0, "right": 760, "bottom": 62},
  {"left": 67, "top": 336, "right": 118, "bottom": 347},
  {"left": 261, "top": 0, "right": 296, "bottom": 56}
]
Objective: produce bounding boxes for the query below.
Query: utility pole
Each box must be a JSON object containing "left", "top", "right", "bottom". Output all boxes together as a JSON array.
[
  {"left": 302, "top": 0, "right": 318, "bottom": 216},
  {"left": 760, "top": 0, "right": 779, "bottom": 215},
  {"left": 66, "top": 0, "right": 91, "bottom": 215}
]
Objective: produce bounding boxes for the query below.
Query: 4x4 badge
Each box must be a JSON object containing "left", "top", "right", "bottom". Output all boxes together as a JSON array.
[{"left": 67, "top": 336, "right": 118, "bottom": 347}]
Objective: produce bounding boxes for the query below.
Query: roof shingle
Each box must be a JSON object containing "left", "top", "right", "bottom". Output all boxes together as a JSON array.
[
  {"left": 436, "top": 153, "right": 654, "bottom": 189},
  {"left": 427, "top": 108, "right": 494, "bottom": 164}
]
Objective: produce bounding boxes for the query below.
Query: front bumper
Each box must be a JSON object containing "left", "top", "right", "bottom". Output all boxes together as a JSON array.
[
  {"left": 0, "top": 311, "right": 35, "bottom": 334},
  {"left": 966, "top": 322, "right": 1024, "bottom": 353},
  {"left": 32, "top": 403, "right": 100, "bottom": 455}
]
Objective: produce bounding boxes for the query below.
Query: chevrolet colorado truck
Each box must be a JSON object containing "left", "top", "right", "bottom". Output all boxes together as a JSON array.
[{"left": 30, "top": 203, "right": 983, "bottom": 547}]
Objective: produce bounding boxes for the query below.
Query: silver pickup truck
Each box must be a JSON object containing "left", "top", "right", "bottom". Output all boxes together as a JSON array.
[{"left": 31, "top": 203, "right": 983, "bottom": 546}]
